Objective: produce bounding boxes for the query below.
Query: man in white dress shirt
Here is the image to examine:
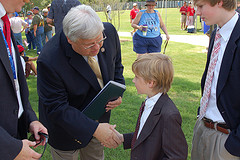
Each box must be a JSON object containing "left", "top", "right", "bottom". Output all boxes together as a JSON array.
[
  {"left": 0, "top": 0, "right": 47, "bottom": 159},
  {"left": 191, "top": 0, "right": 240, "bottom": 159}
]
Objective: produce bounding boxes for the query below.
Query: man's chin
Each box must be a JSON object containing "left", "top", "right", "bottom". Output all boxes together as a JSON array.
[{"left": 89, "top": 52, "right": 99, "bottom": 57}]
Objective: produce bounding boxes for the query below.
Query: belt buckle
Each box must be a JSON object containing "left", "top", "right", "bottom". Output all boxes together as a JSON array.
[{"left": 213, "top": 122, "right": 218, "bottom": 131}]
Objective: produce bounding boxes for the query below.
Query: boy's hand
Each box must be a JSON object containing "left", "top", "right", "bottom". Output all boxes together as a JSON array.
[
  {"left": 110, "top": 127, "right": 124, "bottom": 143},
  {"left": 93, "top": 123, "right": 121, "bottom": 148}
]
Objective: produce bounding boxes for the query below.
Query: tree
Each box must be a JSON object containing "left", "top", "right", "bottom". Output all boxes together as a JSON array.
[
  {"left": 85, "top": 0, "right": 127, "bottom": 31},
  {"left": 23, "top": 0, "right": 52, "bottom": 13}
]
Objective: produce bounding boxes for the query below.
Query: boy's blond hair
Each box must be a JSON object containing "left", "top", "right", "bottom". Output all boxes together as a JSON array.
[
  {"left": 132, "top": 53, "right": 174, "bottom": 94},
  {"left": 193, "top": 0, "right": 237, "bottom": 11}
]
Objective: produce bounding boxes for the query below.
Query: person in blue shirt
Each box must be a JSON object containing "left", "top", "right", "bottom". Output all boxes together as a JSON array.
[
  {"left": 131, "top": 0, "right": 170, "bottom": 57},
  {"left": 47, "top": 0, "right": 81, "bottom": 34}
]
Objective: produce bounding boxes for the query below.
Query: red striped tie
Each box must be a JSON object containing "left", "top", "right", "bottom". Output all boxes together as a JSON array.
[
  {"left": 131, "top": 101, "right": 145, "bottom": 149},
  {"left": 199, "top": 30, "right": 221, "bottom": 119},
  {"left": 1, "top": 14, "right": 12, "bottom": 55}
]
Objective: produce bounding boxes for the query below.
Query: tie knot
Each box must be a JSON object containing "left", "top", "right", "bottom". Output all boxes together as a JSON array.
[
  {"left": 87, "top": 56, "right": 104, "bottom": 88},
  {"left": 215, "top": 30, "right": 221, "bottom": 41},
  {"left": 88, "top": 56, "right": 96, "bottom": 62},
  {"left": 1, "top": 14, "right": 9, "bottom": 23}
]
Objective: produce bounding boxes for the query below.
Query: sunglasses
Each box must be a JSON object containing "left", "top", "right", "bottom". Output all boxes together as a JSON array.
[{"left": 29, "top": 132, "right": 48, "bottom": 159}]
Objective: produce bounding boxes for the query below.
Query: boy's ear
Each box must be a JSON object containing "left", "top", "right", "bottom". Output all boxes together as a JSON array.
[
  {"left": 147, "top": 80, "right": 155, "bottom": 88},
  {"left": 217, "top": 1, "right": 223, "bottom": 7}
]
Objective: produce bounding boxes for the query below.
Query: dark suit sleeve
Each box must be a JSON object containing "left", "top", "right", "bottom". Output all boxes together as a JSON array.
[
  {"left": 24, "top": 101, "right": 39, "bottom": 127},
  {"left": 0, "top": 127, "right": 22, "bottom": 159},
  {"left": 37, "top": 59, "right": 98, "bottom": 147},
  {"left": 123, "top": 132, "right": 134, "bottom": 149},
  {"left": 162, "top": 113, "right": 188, "bottom": 160},
  {"left": 225, "top": 126, "right": 240, "bottom": 156}
]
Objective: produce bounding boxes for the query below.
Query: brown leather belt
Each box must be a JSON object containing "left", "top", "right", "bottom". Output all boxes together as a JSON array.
[{"left": 202, "top": 117, "right": 230, "bottom": 134}]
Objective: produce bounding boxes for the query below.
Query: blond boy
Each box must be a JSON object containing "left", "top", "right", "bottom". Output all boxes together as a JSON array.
[{"left": 113, "top": 53, "right": 188, "bottom": 159}]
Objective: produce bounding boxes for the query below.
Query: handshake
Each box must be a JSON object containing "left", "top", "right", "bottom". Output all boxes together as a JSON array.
[{"left": 93, "top": 123, "right": 124, "bottom": 148}]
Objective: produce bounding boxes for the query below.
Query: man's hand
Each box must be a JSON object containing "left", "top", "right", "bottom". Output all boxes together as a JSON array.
[
  {"left": 14, "top": 140, "right": 41, "bottom": 160},
  {"left": 93, "top": 123, "right": 122, "bottom": 148},
  {"left": 29, "top": 121, "right": 48, "bottom": 146},
  {"left": 106, "top": 97, "right": 122, "bottom": 112}
]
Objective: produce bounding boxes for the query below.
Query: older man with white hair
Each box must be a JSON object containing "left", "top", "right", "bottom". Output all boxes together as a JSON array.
[{"left": 37, "top": 4, "right": 125, "bottom": 160}]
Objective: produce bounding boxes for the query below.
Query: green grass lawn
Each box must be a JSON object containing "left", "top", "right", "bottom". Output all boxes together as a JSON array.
[
  {"left": 98, "top": 8, "right": 204, "bottom": 35},
  {"left": 24, "top": 7, "right": 207, "bottom": 160}
]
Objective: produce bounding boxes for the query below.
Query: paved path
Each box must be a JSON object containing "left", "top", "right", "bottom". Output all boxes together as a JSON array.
[{"left": 118, "top": 32, "right": 209, "bottom": 47}]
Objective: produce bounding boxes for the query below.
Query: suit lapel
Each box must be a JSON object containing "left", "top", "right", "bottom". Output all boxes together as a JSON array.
[
  {"left": 0, "top": 31, "right": 17, "bottom": 92},
  {"left": 133, "top": 94, "right": 168, "bottom": 149},
  {"left": 217, "top": 17, "right": 240, "bottom": 98},
  {"left": 61, "top": 33, "right": 101, "bottom": 92},
  {"left": 98, "top": 45, "right": 109, "bottom": 85}
]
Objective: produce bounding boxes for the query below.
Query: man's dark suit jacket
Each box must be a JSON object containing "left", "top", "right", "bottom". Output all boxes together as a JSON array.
[
  {"left": 0, "top": 31, "right": 38, "bottom": 159},
  {"left": 123, "top": 94, "right": 188, "bottom": 160},
  {"left": 37, "top": 22, "right": 125, "bottom": 151},
  {"left": 200, "top": 15, "right": 240, "bottom": 157}
]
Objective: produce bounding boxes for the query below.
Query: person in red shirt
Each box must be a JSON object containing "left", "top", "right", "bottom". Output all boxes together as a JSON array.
[
  {"left": 186, "top": 2, "right": 195, "bottom": 26},
  {"left": 130, "top": 3, "right": 139, "bottom": 36},
  {"left": 180, "top": 1, "right": 188, "bottom": 30}
]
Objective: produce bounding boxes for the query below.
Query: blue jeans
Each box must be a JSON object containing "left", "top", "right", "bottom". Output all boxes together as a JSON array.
[
  {"left": 33, "top": 26, "right": 44, "bottom": 54},
  {"left": 43, "top": 30, "right": 52, "bottom": 45},
  {"left": 25, "top": 31, "right": 36, "bottom": 50},
  {"left": 13, "top": 32, "right": 23, "bottom": 47}
]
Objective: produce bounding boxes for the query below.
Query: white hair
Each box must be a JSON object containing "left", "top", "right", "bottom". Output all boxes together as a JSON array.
[{"left": 63, "top": 5, "right": 104, "bottom": 42}]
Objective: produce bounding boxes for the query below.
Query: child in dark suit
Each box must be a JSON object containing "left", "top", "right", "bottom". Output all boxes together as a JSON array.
[{"left": 113, "top": 53, "right": 188, "bottom": 160}]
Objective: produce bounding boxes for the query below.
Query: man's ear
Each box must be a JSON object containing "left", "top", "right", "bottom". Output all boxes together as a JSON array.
[{"left": 66, "top": 36, "right": 73, "bottom": 45}]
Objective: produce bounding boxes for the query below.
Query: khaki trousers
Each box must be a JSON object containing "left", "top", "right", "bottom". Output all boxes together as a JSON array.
[
  {"left": 191, "top": 119, "right": 240, "bottom": 160},
  {"left": 50, "top": 137, "right": 104, "bottom": 160}
]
